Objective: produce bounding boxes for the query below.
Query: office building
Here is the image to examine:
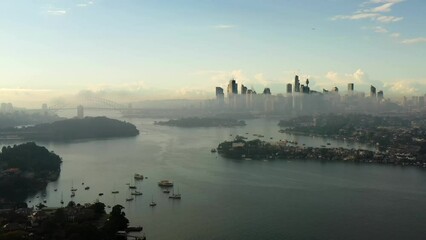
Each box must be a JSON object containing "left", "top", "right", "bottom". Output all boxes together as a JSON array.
[
  {"left": 294, "top": 75, "right": 300, "bottom": 93},
  {"left": 370, "top": 85, "right": 376, "bottom": 98},
  {"left": 286, "top": 83, "right": 292, "bottom": 94}
]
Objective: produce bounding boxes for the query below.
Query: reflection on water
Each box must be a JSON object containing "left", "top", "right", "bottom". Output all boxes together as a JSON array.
[{"left": 12, "top": 113, "right": 426, "bottom": 240}]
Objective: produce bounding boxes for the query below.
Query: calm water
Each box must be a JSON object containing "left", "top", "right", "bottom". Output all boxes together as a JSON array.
[{"left": 14, "top": 113, "right": 426, "bottom": 240}]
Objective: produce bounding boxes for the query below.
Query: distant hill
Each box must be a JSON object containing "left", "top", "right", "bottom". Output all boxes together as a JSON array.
[{"left": 0, "top": 117, "right": 139, "bottom": 141}]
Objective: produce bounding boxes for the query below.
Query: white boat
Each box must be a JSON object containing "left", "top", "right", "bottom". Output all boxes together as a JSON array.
[
  {"left": 158, "top": 180, "right": 173, "bottom": 187},
  {"left": 134, "top": 173, "right": 144, "bottom": 180},
  {"left": 150, "top": 195, "right": 157, "bottom": 207},
  {"left": 169, "top": 187, "right": 181, "bottom": 199},
  {"left": 131, "top": 191, "right": 143, "bottom": 196}
]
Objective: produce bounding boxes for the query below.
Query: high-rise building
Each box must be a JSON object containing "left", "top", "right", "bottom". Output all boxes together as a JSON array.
[
  {"left": 286, "top": 83, "right": 292, "bottom": 94},
  {"left": 370, "top": 85, "right": 376, "bottom": 98},
  {"left": 241, "top": 84, "right": 248, "bottom": 94},
  {"left": 377, "top": 90, "right": 384, "bottom": 101},
  {"left": 348, "top": 83, "right": 354, "bottom": 92},
  {"left": 216, "top": 87, "right": 224, "bottom": 101},
  {"left": 227, "top": 79, "right": 238, "bottom": 97},
  {"left": 263, "top": 88, "right": 271, "bottom": 95},
  {"left": 294, "top": 75, "right": 300, "bottom": 93}
]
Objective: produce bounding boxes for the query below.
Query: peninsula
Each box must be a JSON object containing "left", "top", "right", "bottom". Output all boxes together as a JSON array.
[
  {"left": 155, "top": 117, "right": 246, "bottom": 127},
  {"left": 217, "top": 138, "right": 426, "bottom": 168},
  {"left": 0, "top": 116, "right": 139, "bottom": 141},
  {"left": 0, "top": 142, "right": 62, "bottom": 201}
]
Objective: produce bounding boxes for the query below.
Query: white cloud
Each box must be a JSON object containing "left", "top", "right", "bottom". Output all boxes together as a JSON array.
[
  {"left": 332, "top": 0, "right": 404, "bottom": 24},
  {"left": 46, "top": 9, "right": 67, "bottom": 16},
  {"left": 390, "top": 32, "right": 400, "bottom": 38},
  {"left": 376, "top": 15, "right": 403, "bottom": 22},
  {"left": 77, "top": 1, "right": 95, "bottom": 7},
  {"left": 374, "top": 26, "right": 389, "bottom": 33},
  {"left": 213, "top": 25, "right": 236, "bottom": 29},
  {"left": 401, "top": 37, "right": 426, "bottom": 44}
]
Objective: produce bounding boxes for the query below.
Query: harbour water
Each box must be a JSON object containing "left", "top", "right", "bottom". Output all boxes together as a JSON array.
[{"left": 16, "top": 113, "right": 426, "bottom": 240}]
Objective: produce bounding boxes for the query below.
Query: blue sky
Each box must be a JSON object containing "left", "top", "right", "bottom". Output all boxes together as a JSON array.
[{"left": 0, "top": 0, "right": 425, "bottom": 106}]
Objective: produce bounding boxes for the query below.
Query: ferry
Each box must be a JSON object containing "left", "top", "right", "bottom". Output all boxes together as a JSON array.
[{"left": 158, "top": 180, "right": 174, "bottom": 187}]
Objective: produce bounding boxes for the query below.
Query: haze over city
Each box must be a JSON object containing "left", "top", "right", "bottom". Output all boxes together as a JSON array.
[{"left": 1, "top": 0, "right": 426, "bottom": 107}]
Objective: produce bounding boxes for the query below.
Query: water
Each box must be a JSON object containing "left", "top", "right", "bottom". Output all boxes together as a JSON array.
[{"left": 15, "top": 114, "right": 426, "bottom": 240}]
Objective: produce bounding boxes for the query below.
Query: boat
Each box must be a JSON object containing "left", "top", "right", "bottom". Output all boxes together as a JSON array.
[
  {"left": 54, "top": 189, "right": 57, "bottom": 192},
  {"left": 112, "top": 190, "right": 119, "bottom": 194},
  {"left": 131, "top": 191, "right": 143, "bottom": 196},
  {"left": 85, "top": 186, "right": 90, "bottom": 190},
  {"left": 71, "top": 192, "right": 75, "bottom": 198},
  {"left": 158, "top": 180, "right": 173, "bottom": 187},
  {"left": 134, "top": 173, "right": 144, "bottom": 180},
  {"left": 210, "top": 148, "right": 217, "bottom": 153},
  {"left": 149, "top": 196, "right": 157, "bottom": 207},
  {"left": 125, "top": 197, "right": 134, "bottom": 202},
  {"left": 129, "top": 185, "right": 137, "bottom": 189},
  {"left": 98, "top": 193, "right": 104, "bottom": 196},
  {"left": 163, "top": 189, "right": 170, "bottom": 193},
  {"left": 169, "top": 187, "right": 181, "bottom": 199},
  {"left": 169, "top": 193, "right": 181, "bottom": 199}
]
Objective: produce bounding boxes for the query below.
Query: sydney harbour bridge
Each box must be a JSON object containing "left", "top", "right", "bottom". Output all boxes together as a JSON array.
[{"left": 41, "top": 95, "right": 141, "bottom": 117}]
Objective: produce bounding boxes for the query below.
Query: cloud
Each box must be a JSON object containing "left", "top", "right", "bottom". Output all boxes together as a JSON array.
[
  {"left": 374, "top": 26, "right": 389, "bottom": 33},
  {"left": 390, "top": 32, "right": 400, "bottom": 38},
  {"left": 213, "top": 25, "right": 237, "bottom": 29},
  {"left": 376, "top": 15, "right": 403, "bottom": 23},
  {"left": 332, "top": 0, "right": 404, "bottom": 24},
  {"left": 46, "top": 9, "right": 67, "bottom": 16},
  {"left": 77, "top": 1, "right": 95, "bottom": 7},
  {"left": 401, "top": 37, "right": 426, "bottom": 44}
]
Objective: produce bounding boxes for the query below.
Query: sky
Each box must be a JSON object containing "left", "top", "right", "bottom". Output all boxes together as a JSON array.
[{"left": 0, "top": 0, "right": 425, "bottom": 107}]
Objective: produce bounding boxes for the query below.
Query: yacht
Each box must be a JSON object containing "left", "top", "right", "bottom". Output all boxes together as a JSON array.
[
  {"left": 134, "top": 173, "right": 144, "bottom": 180},
  {"left": 158, "top": 180, "right": 173, "bottom": 187},
  {"left": 169, "top": 187, "right": 181, "bottom": 199},
  {"left": 150, "top": 196, "right": 157, "bottom": 207},
  {"left": 169, "top": 193, "right": 181, "bottom": 199},
  {"left": 131, "top": 191, "right": 143, "bottom": 196}
]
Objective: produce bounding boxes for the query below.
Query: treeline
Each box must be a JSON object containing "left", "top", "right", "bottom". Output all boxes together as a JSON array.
[
  {"left": 0, "top": 143, "right": 62, "bottom": 201},
  {"left": 0, "top": 142, "right": 61, "bottom": 172},
  {"left": 155, "top": 117, "right": 246, "bottom": 127},
  {"left": 1, "top": 117, "right": 139, "bottom": 141}
]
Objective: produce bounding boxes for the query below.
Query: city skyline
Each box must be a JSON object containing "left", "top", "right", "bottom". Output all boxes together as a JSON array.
[{"left": 1, "top": 0, "right": 426, "bottom": 107}]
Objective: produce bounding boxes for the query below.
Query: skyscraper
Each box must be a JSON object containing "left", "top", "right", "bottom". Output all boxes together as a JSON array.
[
  {"left": 348, "top": 83, "right": 354, "bottom": 92},
  {"left": 263, "top": 88, "right": 271, "bottom": 95},
  {"left": 370, "top": 85, "right": 376, "bottom": 98},
  {"left": 377, "top": 90, "right": 384, "bottom": 101},
  {"left": 294, "top": 75, "right": 300, "bottom": 93},
  {"left": 227, "top": 79, "right": 238, "bottom": 97},
  {"left": 216, "top": 87, "right": 224, "bottom": 101},
  {"left": 241, "top": 84, "right": 248, "bottom": 94},
  {"left": 286, "top": 83, "right": 292, "bottom": 94}
]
